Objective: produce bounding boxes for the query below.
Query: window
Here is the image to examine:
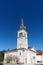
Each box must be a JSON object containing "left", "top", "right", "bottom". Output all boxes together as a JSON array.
[
  {"left": 33, "top": 56, "right": 35, "bottom": 59},
  {"left": 19, "top": 33, "right": 22, "bottom": 37},
  {"left": 20, "top": 52, "right": 21, "bottom": 55},
  {"left": 37, "top": 61, "right": 42, "bottom": 63}
]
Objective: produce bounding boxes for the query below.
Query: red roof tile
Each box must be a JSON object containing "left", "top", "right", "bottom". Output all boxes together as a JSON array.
[{"left": 36, "top": 50, "right": 42, "bottom": 55}]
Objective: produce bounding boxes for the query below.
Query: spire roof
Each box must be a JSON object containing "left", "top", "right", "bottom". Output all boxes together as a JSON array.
[
  {"left": 21, "top": 18, "right": 24, "bottom": 26},
  {"left": 20, "top": 18, "right": 26, "bottom": 30}
]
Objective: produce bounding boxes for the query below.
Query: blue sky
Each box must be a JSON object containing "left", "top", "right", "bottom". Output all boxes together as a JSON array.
[{"left": 0, "top": 0, "right": 43, "bottom": 51}]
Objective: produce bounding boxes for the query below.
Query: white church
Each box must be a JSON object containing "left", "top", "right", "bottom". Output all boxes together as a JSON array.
[{"left": 4, "top": 18, "right": 43, "bottom": 65}]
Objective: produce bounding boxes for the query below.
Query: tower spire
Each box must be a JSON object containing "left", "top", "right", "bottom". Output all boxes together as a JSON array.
[
  {"left": 21, "top": 18, "right": 24, "bottom": 26},
  {"left": 20, "top": 18, "right": 26, "bottom": 30}
]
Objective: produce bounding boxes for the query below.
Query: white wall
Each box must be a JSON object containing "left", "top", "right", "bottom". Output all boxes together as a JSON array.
[
  {"left": 17, "top": 49, "right": 27, "bottom": 64},
  {"left": 27, "top": 50, "right": 36, "bottom": 64},
  {"left": 17, "top": 29, "right": 28, "bottom": 49},
  {"left": 4, "top": 51, "right": 17, "bottom": 64},
  {"left": 36, "top": 55, "right": 42, "bottom": 64}
]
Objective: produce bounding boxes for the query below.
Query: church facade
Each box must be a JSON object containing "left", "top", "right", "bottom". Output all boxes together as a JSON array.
[{"left": 4, "top": 18, "right": 43, "bottom": 65}]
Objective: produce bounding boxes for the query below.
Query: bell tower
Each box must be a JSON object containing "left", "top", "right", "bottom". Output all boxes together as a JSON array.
[{"left": 17, "top": 18, "right": 28, "bottom": 49}]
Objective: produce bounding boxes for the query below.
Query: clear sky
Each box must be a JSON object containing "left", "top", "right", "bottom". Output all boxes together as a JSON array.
[{"left": 0, "top": 0, "right": 43, "bottom": 51}]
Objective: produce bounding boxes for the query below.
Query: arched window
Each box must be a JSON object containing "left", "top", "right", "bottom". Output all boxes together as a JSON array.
[
  {"left": 19, "top": 33, "right": 22, "bottom": 37},
  {"left": 20, "top": 52, "right": 21, "bottom": 55}
]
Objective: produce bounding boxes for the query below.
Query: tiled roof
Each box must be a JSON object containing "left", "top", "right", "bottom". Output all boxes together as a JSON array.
[
  {"left": 5, "top": 47, "right": 33, "bottom": 53},
  {"left": 5, "top": 48, "right": 17, "bottom": 53},
  {"left": 36, "top": 50, "right": 42, "bottom": 55},
  {"left": 5, "top": 47, "right": 43, "bottom": 55}
]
